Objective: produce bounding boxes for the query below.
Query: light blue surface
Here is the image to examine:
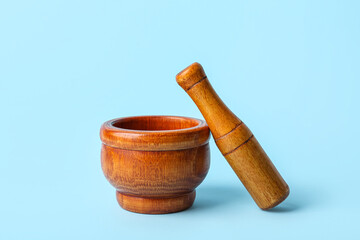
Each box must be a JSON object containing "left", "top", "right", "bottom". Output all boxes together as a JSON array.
[{"left": 1, "top": 0, "right": 359, "bottom": 239}]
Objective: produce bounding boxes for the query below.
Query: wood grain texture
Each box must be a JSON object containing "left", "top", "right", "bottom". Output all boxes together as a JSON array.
[
  {"left": 100, "top": 115, "right": 210, "bottom": 214},
  {"left": 176, "top": 63, "right": 289, "bottom": 210}
]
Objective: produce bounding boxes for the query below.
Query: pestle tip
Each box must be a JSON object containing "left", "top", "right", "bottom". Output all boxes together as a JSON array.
[{"left": 176, "top": 62, "right": 207, "bottom": 91}]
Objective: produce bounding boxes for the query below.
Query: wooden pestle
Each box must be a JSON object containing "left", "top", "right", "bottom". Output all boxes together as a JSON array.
[{"left": 176, "top": 62, "right": 289, "bottom": 210}]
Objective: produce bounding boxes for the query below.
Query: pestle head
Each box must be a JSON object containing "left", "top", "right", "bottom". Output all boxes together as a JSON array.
[{"left": 176, "top": 62, "right": 207, "bottom": 91}]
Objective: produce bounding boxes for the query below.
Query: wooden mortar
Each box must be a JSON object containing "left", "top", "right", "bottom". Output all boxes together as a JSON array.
[
  {"left": 100, "top": 115, "right": 210, "bottom": 214},
  {"left": 176, "top": 63, "right": 289, "bottom": 210}
]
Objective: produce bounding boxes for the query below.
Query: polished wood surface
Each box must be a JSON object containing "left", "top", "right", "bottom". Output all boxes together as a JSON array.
[
  {"left": 100, "top": 116, "right": 210, "bottom": 214},
  {"left": 176, "top": 63, "right": 289, "bottom": 210}
]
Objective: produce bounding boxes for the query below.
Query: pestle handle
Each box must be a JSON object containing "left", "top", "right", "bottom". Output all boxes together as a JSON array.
[{"left": 176, "top": 62, "right": 289, "bottom": 210}]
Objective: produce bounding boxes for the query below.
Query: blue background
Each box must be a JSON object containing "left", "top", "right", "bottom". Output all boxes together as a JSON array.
[{"left": 1, "top": 0, "right": 359, "bottom": 239}]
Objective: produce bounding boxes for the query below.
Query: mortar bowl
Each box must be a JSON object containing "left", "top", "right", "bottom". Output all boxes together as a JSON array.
[{"left": 100, "top": 115, "right": 210, "bottom": 214}]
